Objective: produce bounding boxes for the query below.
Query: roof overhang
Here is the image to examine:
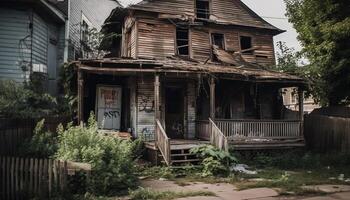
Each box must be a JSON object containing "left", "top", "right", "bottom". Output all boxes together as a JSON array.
[{"left": 73, "top": 57, "right": 307, "bottom": 87}]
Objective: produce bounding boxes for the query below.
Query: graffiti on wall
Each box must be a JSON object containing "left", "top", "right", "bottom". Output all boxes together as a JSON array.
[
  {"left": 139, "top": 94, "right": 155, "bottom": 113},
  {"left": 104, "top": 110, "right": 120, "bottom": 119}
]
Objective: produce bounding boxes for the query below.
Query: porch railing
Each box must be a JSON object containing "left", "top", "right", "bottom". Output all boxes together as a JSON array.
[
  {"left": 155, "top": 119, "right": 171, "bottom": 166},
  {"left": 215, "top": 119, "right": 302, "bottom": 140},
  {"left": 209, "top": 118, "right": 229, "bottom": 151},
  {"left": 196, "top": 120, "right": 210, "bottom": 140}
]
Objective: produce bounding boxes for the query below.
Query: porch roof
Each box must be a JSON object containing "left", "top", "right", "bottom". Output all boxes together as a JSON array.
[{"left": 75, "top": 57, "right": 306, "bottom": 85}]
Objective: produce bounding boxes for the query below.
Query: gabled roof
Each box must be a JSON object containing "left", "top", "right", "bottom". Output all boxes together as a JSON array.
[{"left": 128, "top": 0, "right": 283, "bottom": 33}]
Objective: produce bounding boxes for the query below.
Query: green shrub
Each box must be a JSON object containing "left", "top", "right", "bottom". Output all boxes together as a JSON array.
[
  {"left": 0, "top": 80, "right": 59, "bottom": 118},
  {"left": 21, "top": 119, "right": 58, "bottom": 158},
  {"left": 55, "top": 113, "right": 138, "bottom": 195},
  {"left": 190, "top": 145, "right": 237, "bottom": 177}
]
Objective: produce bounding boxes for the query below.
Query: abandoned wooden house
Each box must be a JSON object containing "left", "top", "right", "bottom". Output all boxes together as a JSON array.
[{"left": 73, "top": 0, "right": 307, "bottom": 165}]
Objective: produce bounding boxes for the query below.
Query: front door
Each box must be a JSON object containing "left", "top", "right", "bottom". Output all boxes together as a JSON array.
[{"left": 165, "top": 85, "right": 185, "bottom": 139}]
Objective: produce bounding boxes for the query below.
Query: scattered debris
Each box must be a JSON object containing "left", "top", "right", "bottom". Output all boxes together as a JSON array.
[
  {"left": 159, "top": 178, "right": 168, "bottom": 181},
  {"left": 231, "top": 164, "right": 257, "bottom": 175}
]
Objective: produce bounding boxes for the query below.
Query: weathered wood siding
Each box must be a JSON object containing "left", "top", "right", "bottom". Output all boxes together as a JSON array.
[
  {"left": 211, "top": 0, "right": 273, "bottom": 29},
  {"left": 191, "top": 28, "right": 211, "bottom": 61},
  {"left": 131, "top": 0, "right": 195, "bottom": 16},
  {"left": 137, "top": 76, "right": 156, "bottom": 140},
  {"left": 137, "top": 18, "right": 175, "bottom": 59},
  {"left": 190, "top": 27, "right": 275, "bottom": 66}
]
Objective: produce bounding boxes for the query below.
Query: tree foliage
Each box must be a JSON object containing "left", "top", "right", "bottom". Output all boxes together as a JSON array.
[
  {"left": 0, "top": 79, "right": 58, "bottom": 118},
  {"left": 285, "top": 0, "right": 350, "bottom": 106},
  {"left": 275, "top": 41, "right": 303, "bottom": 75}
]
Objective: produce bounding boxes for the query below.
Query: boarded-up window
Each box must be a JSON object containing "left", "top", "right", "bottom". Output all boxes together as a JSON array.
[
  {"left": 240, "top": 36, "right": 253, "bottom": 54},
  {"left": 176, "top": 28, "right": 189, "bottom": 56},
  {"left": 196, "top": 0, "right": 210, "bottom": 19}
]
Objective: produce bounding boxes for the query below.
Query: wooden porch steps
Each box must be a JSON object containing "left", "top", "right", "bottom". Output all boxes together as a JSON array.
[{"left": 155, "top": 139, "right": 208, "bottom": 166}]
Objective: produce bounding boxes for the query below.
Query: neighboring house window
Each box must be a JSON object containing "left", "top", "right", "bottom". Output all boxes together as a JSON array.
[
  {"left": 196, "top": 0, "right": 210, "bottom": 19},
  {"left": 81, "top": 13, "right": 93, "bottom": 58},
  {"left": 240, "top": 36, "right": 253, "bottom": 54},
  {"left": 176, "top": 28, "right": 189, "bottom": 56}
]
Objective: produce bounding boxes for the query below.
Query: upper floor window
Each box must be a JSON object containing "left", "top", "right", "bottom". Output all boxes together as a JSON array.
[
  {"left": 176, "top": 28, "right": 189, "bottom": 56},
  {"left": 196, "top": 0, "right": 210, "bottom": 19},
  {"left": 211, "top": 33, "right": 225, "bottom": 49},
  {"left": 240, "top": 36, "right": 253, "bottom": 54}
]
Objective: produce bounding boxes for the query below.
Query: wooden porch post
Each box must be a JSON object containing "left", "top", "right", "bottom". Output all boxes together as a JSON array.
[
  {"left": 77, "top": 70, "right": 84, "bottom": 124},
  {"left": 298, "top": 88, "right": 304, "bottom": 138},
  {"left": 210, "top": 77, "right": 216, "bottom": 120},
  {"left": 154, "top": 74, "right": 160, "bottom": 120}
]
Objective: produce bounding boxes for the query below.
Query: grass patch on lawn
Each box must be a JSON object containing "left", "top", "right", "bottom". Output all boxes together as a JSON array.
[
  {"left": 129, "top": 187, "right": 215, "bottom": 200},
  {"left": 233, "top": 167, "right": 350, "bottom": 195}
]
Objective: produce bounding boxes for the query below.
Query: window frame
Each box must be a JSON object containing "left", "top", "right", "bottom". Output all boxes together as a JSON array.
[
  {"left": 175, "top": 27, "right": 190, "bottom": 57},
  {"left": 195, "top": 0, "right": 211, "bottom": 19},
  {"left": 239, "top": 34, "right": 255, "bottom": 55}
]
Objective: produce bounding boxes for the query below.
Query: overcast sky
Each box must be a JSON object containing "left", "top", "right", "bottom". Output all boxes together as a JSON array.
[{"left": 119, "top": 0, "right": 302, "bottom": 51}]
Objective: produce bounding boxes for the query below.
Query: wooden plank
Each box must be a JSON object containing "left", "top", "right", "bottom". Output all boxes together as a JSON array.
[{"left": 48, "top": 159, "right": 52, "bottom": 197}]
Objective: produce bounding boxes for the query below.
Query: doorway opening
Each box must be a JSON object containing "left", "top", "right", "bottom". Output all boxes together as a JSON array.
[{"left": 165, "top": 85, "right": 185, "bottom": 139}]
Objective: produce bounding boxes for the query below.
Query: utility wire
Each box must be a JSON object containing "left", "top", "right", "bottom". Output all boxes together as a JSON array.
[{"left": 261, "top": 16, "right": 289, "bottom": 20}]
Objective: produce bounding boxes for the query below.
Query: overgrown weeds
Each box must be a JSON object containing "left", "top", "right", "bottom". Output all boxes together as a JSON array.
[
  {"left": 190, "top": 145, "right": 237, "bottom": 177},
  {"left": 55, "top": 113, "right": 140, "bottom": 195}
]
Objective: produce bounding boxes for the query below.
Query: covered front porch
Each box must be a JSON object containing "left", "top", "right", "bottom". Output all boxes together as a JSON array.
[{"left": 75, "top": 57, "right": 306, "bottom": 166}]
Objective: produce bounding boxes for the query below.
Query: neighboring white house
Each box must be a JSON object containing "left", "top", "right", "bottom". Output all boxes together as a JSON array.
[{"left": 283, "top": 87, "right": 320, "bottom": 113}]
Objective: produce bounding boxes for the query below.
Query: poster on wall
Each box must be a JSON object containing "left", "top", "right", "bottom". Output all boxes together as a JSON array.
[{"left": 96, "top": 85, "right": 122, "bottom": 130}]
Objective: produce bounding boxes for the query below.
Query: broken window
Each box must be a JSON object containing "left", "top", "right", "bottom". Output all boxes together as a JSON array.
[
  {"left": 211, "top": 33, "right": 225, "bottom": 49},
  {"left": 176, "top": 28, "right": 189, "bottom": 56},
  {"left": 240, "top": 36, "right": 253, "bottom": 54},
  {"left": 211, "top": 33, "right": 225, "bottom": 61},
  {"left": 196, "top": 0, "right": 210, "bottom": 19}
]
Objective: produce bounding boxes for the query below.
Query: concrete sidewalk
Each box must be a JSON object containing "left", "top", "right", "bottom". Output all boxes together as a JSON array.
[{"left": 141, "top": 179, "right": 350, "bottom": 200}]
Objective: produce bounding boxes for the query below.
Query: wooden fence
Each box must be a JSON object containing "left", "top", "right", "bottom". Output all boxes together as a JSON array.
[
  {"left": 0, "top": 117, "right": 70, "bottom": 156},
  {"left": 304, "top": 114, "right": 350, "bottom": 153},
  {"left": 0, "top": 157, "right": 67, "bottom": 199},
  {"left": 0, "top": 156, "right": 91, "bottom": 199}
]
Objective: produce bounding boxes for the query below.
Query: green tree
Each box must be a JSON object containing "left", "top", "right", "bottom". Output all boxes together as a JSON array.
[
  {"left": 275, "top": 41, "right": 303, "bottom": 74},
  {"left": 285, "top": 0, "right": 350, "bottom": 106}
]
